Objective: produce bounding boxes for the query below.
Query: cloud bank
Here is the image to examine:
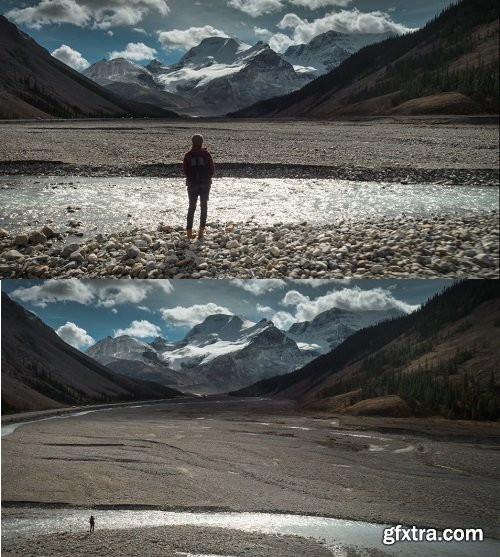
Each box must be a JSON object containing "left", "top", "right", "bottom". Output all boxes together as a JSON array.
[
  {"left": 161, "top": 302, "right": 232, "bottom": 328},
  {"left": 114, "top": 319, "right": 162, "bottom": 338},
  {"left": 51, "top": 44, "right": 90, "bottom": 69},
  {"left": 56, "top": 321, "right": 95, "bottom": 349},
  {"left": 6, "top": 0, "right": 170, "bottom": 30},
  {"left": 108, "top": 42, "right": 158, "bottom": 61}
]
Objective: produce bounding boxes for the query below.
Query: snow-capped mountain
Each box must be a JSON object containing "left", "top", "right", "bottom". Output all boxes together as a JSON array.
[
  {"left": 156, "top": 314, "right": 310, "bottom": 393},
  {"left": 86, "top": 335, "right": 184, "bottom": 386},
  {"left": 86, "top": 307, "right": 404, "bottom": 394},
  {"left": 147, "top": 37, "right": 311, "bottom": 116},
  {"left": 283, "top": 30, "right": 393, "bottom": 76},
  {"left": 84, "top": 57, "right": 156, "bottom": 87},
  {"left": 286, "top": 307, "right": 404, "bottom": 354},
  {"left": 87, "top": 315, "right": 310, "bottom": 394},
  {"left": 82, "top": 32, "right": 392, "bottom": 116}
]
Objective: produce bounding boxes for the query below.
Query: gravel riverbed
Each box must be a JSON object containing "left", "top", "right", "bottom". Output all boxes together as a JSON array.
[{"left": 0, "top": 212, "right": 498, "bottom": 279}]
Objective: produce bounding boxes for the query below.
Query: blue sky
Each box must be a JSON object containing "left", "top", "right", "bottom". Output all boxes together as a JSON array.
[
  {"left": 2, "top": 0, "right": 453, "bottom": 69},
  {"left": 2, "top": 278, "right": 453, "bottom": 350}
]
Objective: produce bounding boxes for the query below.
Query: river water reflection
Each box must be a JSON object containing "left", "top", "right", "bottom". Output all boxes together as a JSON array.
[
  {"left": 0, "top": 176, "right": 498, "bottom": 240},
  {"left": 2, "top": 508, "right": 498, "bottom": 557}
]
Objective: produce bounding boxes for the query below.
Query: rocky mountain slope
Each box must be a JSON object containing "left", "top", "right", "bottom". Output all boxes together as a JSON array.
[
  {"left": 283, "top": 30, "right": 392, "bottom": 76},
  {"left": 0, "top": 16, "right": 179, "bottom": 119},
  {"left": 231, "top": 0, "right": 499, "bottom": 118},
  {"left": 1, "top": 293, "right": 181, "bottom": 414},
  {"left": 86, "top": 309, "right": 404, "bottom": 394},
  {"left": 234, "top": 281, "right": 500, "bottom": 421}
]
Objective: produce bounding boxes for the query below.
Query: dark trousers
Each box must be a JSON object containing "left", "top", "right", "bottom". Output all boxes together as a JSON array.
[{"left": 186, "top": 184, "right": 210, "bottom": 229}]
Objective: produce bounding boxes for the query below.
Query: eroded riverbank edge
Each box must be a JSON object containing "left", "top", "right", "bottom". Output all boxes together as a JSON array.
[{"left": 0, "top": 160, "right": 498, "bottom": 185}]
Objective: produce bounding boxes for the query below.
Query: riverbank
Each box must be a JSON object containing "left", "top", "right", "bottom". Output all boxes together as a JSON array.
[
  {"left": 0, "top": 118, "right": 498, "bottom": 170},
  {"left": 1, "top": 212, "right": 498, "bottom": 279},
  {"left": 1, "top": 524, "right": 334, "bottom": 557}
]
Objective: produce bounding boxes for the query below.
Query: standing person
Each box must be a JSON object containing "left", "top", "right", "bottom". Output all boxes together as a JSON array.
[
  {"left": 183, "top": 134, "right": 215, "bottom": 240},
  {"left": 89, "top": 515, "right": 95, "bottom": 533}
]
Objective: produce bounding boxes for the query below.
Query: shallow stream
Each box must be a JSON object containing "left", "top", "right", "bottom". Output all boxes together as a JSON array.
[
  {"left": 0, "top": 176, "right": 498, "bottom": 240},
  {"left": 2, "top": 507, "right": 497, "bottom": 557}
]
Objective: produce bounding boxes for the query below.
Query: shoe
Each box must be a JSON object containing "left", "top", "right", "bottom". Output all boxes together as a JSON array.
[
  {"left": 198, "top": 227, "right": 205, "bottom": 240},
  {"left": 186, "top": 229, "right": 197, "bottom": 239}
]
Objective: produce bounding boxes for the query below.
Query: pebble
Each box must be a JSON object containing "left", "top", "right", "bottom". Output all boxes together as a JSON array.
[{"left": 0, "top": 211, "right": 498, "bottom": 279}]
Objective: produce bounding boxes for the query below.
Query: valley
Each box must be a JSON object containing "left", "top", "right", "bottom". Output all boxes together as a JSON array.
[{"left": 2, "top": 396, "right": 499, "bottom": 556}]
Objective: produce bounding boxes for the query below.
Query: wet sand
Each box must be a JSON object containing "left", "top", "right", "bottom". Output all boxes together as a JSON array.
[{"left": 2, "top": 397, "right": 499, "bottom": 557}]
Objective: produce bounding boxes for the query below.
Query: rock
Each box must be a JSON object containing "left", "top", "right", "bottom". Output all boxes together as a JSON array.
[
  {"left": 474, "top": 253, "right": 495, "bottom": 268},
  {"left": 69, "top": 251, "right": 85, "bottom": 264},
  {"left": 226, "top": 239, "right": 239, "bottom": 249},
  {"left": 61, "top": 243, "right": 81, "bottom": 258},
  {"left": 3, "top": 250, "right": 24, "bottom": 261},
  {"left": 127, "top": 245, "right": 141, "bottom": 259},
  {"left": 255, "top": 233, "right": 267, "bottom": 243},
  {"left": 68, "top": 219, "right": 81, "bottom": 227},
  {"left": 270, "top": 246, "right": 281, "bottom": 257},
  {"left": 29, "top": 231, "right": 47, "bottom": 245},
  {"left": 41, "top": 224, "right": 56, "bottom": 238},
  {"left": 13, "top": 234, "right": 29, "bottom": 247},
  {"left": 0, "top": 228, "right": 9, "bottom": 238},
  {"left": 370, "top": 264, "right": 384, "bottom": 274}
]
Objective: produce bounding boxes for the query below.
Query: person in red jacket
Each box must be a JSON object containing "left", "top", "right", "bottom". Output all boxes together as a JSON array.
[{"left": 182, "top": 134, "right": 215, "bottom": 240}]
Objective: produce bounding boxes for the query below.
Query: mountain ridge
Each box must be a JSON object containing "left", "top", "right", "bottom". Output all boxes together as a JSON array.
[
  {"left": 1, "top": 293, "right": 182, "bottom": 414},
  {"left": 232, "top": 281, "right": 500, "bottom": 421},
  {"left": 0, "top": 15, "right": 180, "bottom": 119},
  {"left": 230, "top": 0, "right": 499, "bottom": 118}
]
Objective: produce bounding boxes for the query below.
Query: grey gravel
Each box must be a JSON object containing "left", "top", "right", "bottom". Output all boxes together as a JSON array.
[{"left": 0, "top": 212, "right": 497, "bottom": 278}]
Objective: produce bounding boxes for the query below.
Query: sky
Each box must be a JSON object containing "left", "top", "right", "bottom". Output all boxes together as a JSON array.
[
  {"left": 2, "top": 0, "right": 453, "bottom": 69},
  {"left": 2, "top": 278, "right": 453, "bottom": 350}
]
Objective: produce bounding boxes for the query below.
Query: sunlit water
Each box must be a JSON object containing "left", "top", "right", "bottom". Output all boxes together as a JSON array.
[
  {"left": 0, "top": 177, "right": 497, "bottom": 240},
  {"left": 2, "top": 508, "right": 497, "bottom": 557}
]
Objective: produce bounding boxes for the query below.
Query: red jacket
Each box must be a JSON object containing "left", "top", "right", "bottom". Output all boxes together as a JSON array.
[{"left": 183, "top": 147, "right": 215, "bottom": 186}]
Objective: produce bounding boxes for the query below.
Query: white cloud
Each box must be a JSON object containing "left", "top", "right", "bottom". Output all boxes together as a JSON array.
[
  {"left": 161, "top": 303, "right": 232, "bottom": 328},
  {"left": 138, "top": 306, "right": 152, "bottom": 313},
  {"left": 109, "top": 42, "right": 158, "bottom": 61},
  {"left": 95, "top": 282, "right": 152, "bottom": 308},
  {"left": 9, "top": 280, "right": 173, "bottom": 310},
  {"left": 254, "top": 26, "right": 294, "bottom": 51},
  {"left": 133, "top": 27, "right": 148, "bottom": 35},
  {"left": 157, "top": 25, "right": 229, "bottom": 50},
  {"left": 111, "top": 308, "right": 118, "bottom": 314},
  {"left": 289, "top": 0, "right": 352, "bottom": 8},
  {"left": 6, "top": 0, "right": 90, "bottom": 29},
  {"left": 10, "top": 279, "right": 94, "bottom": 308},
  {"left": 228, "top": 0, "right": 284, "bottom": 18},
  {"left": 277, "top": 9, "right": 415, "bottom": 44},
  {"left": 56, "top": 321, "right": 95, "bottom": 350},
  {"left": 281, "top": 287, "right": 419, "bottom": 323},
  {"left": 114, "top": 319, "right": 162, "bottom": 338},
  {"left": 256, "top": 304, "right": 295, "bottom": 330},
  {"left": 155, "top": 280, "right": 174, "bottom": 295},
  {"left": 230, "top": 279, "right": 287, "bottom": 295},
  {"left": 6, "top": 0, "right": 169, "bottom": 30},
  {"left": 51, "top": 44, "right": 90, "bottom": 70}
]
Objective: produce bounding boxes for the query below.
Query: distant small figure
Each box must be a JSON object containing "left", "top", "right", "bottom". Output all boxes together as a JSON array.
[
  {"left": 89, "top": 515, "right": 95, "bottom": 533},
  {"left": 183, "top": 134, "right": 215, "bottom": 240}
]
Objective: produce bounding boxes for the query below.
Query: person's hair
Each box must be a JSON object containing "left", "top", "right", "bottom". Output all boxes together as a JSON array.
[{"left": 191, "top": 134, "right": 203, "bottom": 146}]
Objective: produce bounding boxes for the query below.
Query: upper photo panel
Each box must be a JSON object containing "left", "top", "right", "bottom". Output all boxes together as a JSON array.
[{"left": 0, "top": 0, "right": 498, "bottom": 279}]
